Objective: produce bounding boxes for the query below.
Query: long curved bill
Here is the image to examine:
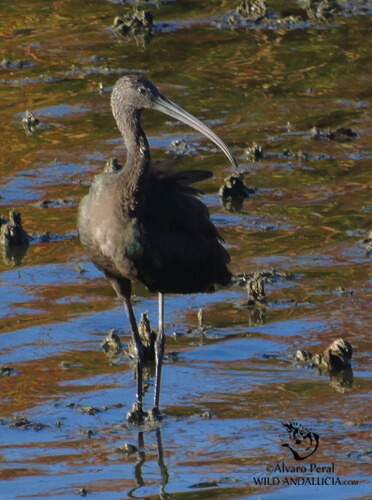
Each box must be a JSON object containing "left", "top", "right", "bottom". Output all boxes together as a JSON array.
[{"left": 153, "top": 94, "right": 238, "bottom": 169}]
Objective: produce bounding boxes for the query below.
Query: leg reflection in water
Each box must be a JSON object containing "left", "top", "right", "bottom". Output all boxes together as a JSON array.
[{"left": 127, "top": 427, "right": 169, "bottom": 499}]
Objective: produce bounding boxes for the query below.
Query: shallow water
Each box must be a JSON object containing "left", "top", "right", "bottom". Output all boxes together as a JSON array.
[{"left": 0, "top": 1, "right": 371, "bottom": 499}]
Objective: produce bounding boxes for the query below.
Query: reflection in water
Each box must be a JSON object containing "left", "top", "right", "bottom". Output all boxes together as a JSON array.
[
  {"left": 247, "top": 302, "right": 267, "bottom": 326},
  {"left": 219, "top": 173, "right": 255, "bottom": 213},
  {"left": 324, "top": 366, "right": 354, "bottom": 393},
  {"left": 0, "top": 210, "right": 29, "bottom": 265},
  {"left": 1, "top": 243, "right": 29, "bottom": 266},
  {"left": 128, "top": 428, "right": 170, "bottom": 499}
]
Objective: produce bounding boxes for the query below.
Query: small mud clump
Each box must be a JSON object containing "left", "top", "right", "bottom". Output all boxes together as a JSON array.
[
  {"left": 282, "top": 149, "right": 312, "bottom": 161},
  {"left": 127, "top": 312, "right": 156, "bottom": 362},
  {"left": 335, "top": 285, "right": 353, "bottom": 296},
  {"left": 295, "top": 338, "right": 353, "bottom": 391},
  {"left": 0, "top": 211, "right": 29, "bottom": 248},
  {"left": 126, "top": 402, "right": 148, "bottom": 424},
  {"left": 362, "top": 230, "right": 372, "bottom": 257},
  {"left": 113, "top": 10, "right": 153, "bottom": 37},
  {"left": 59, "top": 361, "right": 72, "bottom": 369},
  {"left": 116, "top": 442, "right": 138, "bottom": 455},
  {"left": 76, "top": 405, "right": 103, "bottom": 416},
  {"left": 0, "top": 365, "right": 15, "bottom": 376},
  {"left": 146, "top": 406, "right": 163, "bottom": 423},
  {"left": 311, "top": 126, "right": 358, "bottom": 142},
  {"left": 167, "top": 138, "right": 196, "bottom": 156},
  {"left": 1, "top": 58, "right": 33, "bottom": 69},
  {"left": 0, "top": 210, "right": 29, "bottom": 265},
  {"left": 198, "top": 307, "right": 206, "bottom": 333},
  {"left": 7, "top": 415, "right": 48, "bottom": 431},
  {"left": 328, "top": 127, "right": 358, "bottom": 141},
  {"left": 219, "top": 172, "right": 256, "bottom": 211},
  {"left": 235, "top": 269, "right": 293, "bottom": 306},
  {"left": 301, "top": 0, "right": 340, "bottom": 22},
  {"left": 245, "top": 272, "right": 267, "bottom": 305},
  {"left": 189, "top": 307, "right": 208, "bottom": 345},
  {"left": 22, "top": 110, "right": 40, "bottom": 135},
  {"left": 296, "top": 338, "right": 352, "bottom": 370},
  {"left": 201, "top": 410, "right": 214, "bottom": 419},
  {"left": 237, "top": 0, "right": 268, "bottom": 20},
  {"left": 227, "top": 0, "right": 268, "bottom": 26},
  {"left": 38, "top": 198, "right": 74, "bottom": 209},
  {"left": 102, "top": 329, "right": 123, "bottom": 359},
  {"left": 244, "top": 143, "right": 264, "bottom": 162},
  {"left": 222, "top": 1, "right": 305, "bottom": 30},
  {"left": 323, "top": 338, "right": 352, "bottom": 369},
  {"left": 220, "top": 0, "right": 350, "bottom": 31}
]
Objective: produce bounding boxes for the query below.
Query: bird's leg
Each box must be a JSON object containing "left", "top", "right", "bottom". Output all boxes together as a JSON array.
[
  {"left": 148, "top": 292, "right": 166, "bottom": 421},
  {"left": 154, "top": 292, "right": 166, "bottom": 410},
  {"left": 123, "top": 295, "right": 147, "bottom": 423}
]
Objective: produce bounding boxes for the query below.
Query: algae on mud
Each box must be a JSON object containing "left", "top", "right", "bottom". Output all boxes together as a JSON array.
[{"left": 0, "top": 0, "right": 371, "bottom": 498}]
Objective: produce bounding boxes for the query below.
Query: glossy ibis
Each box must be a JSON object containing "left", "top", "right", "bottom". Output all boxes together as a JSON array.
[{"left": 77, "top": 76, "right": 237, "bottom": 422}]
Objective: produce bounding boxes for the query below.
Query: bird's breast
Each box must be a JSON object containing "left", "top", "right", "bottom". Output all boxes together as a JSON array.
[{"left": 77, "top": 172, "right": 144, "bottom": 280}]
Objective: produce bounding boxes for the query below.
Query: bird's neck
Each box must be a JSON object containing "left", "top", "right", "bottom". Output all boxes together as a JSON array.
[{"left": 118, "top": 109, "right": 151, "bottom": 212}]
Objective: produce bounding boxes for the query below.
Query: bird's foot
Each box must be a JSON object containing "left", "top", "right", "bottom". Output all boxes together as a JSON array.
[
  {"left": 126, "top": 402, "right": 147, "bottom": 424},
  {"left": 146, "top": 406, "right": 163, "bottom": 423}
]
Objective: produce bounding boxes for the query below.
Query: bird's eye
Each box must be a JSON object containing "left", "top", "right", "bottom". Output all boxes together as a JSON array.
[{"left": 138, "top": 87, "right": 146, "bottom": 95}]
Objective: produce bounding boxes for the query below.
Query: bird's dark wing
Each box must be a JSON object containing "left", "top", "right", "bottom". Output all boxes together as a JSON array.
[
  {"left": 151, "top": 158, "right": 213, "bottom": 194},
  {"left": 130, "top": 162, "right": 231, "bottom": 294}
]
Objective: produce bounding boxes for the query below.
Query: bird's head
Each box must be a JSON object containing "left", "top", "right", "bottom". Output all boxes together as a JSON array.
[{"left": 111, "top": 75, "right": 238, "bottom": 169}]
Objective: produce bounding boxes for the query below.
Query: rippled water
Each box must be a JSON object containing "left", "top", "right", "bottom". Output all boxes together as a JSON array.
[{"left": 0, "top": 1, "right": 371, "bottom": 499}]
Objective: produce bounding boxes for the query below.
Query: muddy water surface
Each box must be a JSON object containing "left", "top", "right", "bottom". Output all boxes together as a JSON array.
[{"left": 0, "top": 1, "right": 371, "bottom": 499}]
